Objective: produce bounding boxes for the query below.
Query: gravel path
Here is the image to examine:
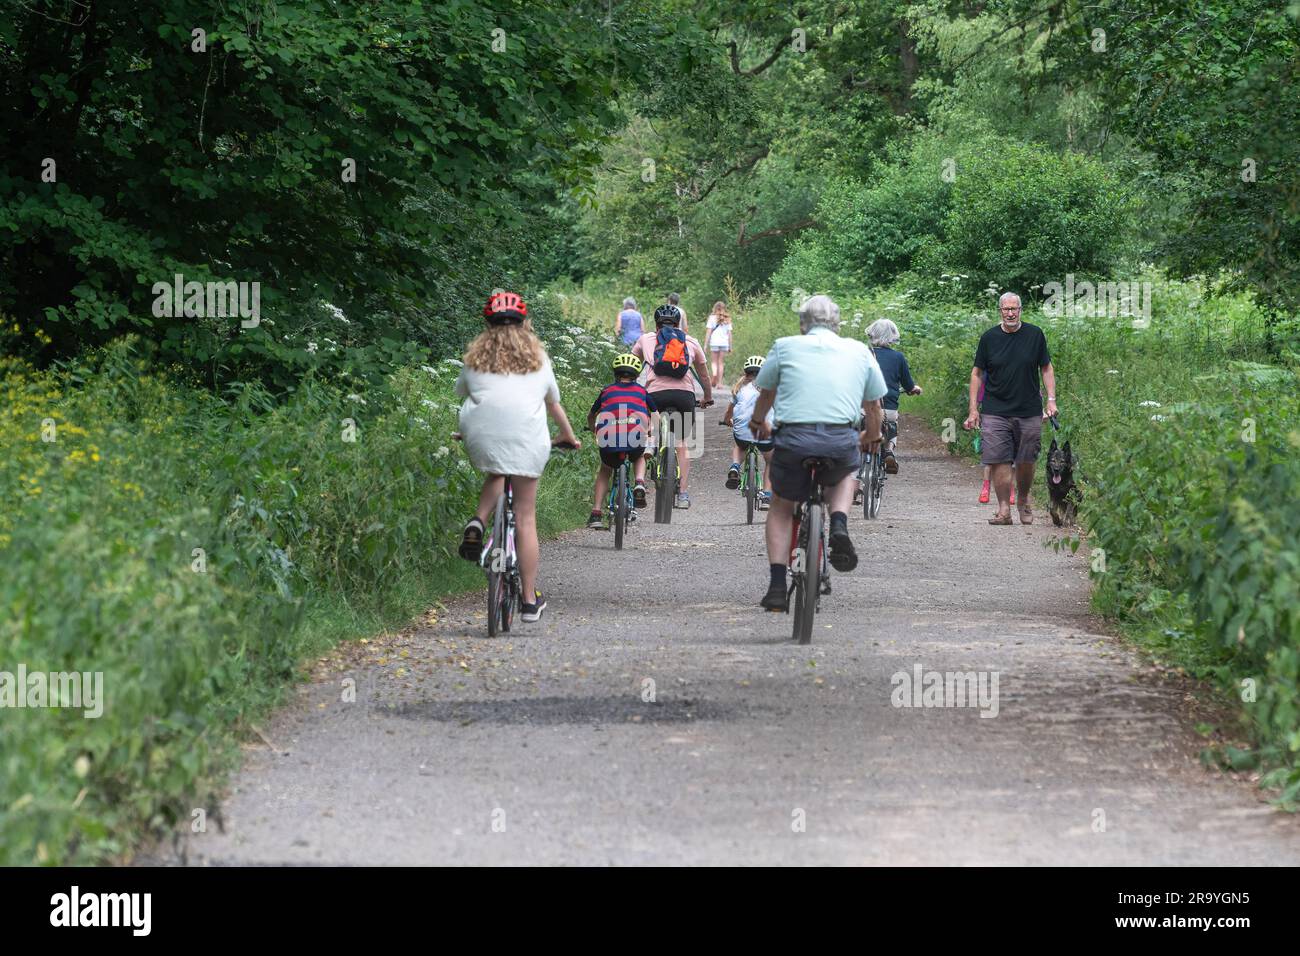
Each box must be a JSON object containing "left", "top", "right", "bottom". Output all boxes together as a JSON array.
[{"left": 169, "top": 410, "right": 1300, "bottom": 865}]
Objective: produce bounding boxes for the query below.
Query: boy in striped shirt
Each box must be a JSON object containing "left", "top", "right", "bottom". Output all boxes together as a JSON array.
[{"left": 586, "top": 353, "right": 658, "bottom": 528}]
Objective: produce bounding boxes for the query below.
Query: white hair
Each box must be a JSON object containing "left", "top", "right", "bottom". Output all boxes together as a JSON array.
[
  {"left": 623, "top": 297, "right": 636, "bottom": 309},
  {"left": 867, "top": 318, "right": 900, "bottom": 347},
  {"left": 798, "top": 294, "right": 840, "bottom": 333},
  {"left": 999, "top": 292, "right": 1022, "bottom": 307}
]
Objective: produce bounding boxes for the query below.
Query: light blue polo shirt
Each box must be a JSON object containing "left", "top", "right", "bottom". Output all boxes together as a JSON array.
[{"left": 753, "top": 326, "right": 887, "bottom": 426}]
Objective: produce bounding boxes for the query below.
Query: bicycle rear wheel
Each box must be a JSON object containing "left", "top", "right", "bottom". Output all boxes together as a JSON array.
[
  {"left": 501, "top": 574, "right": 517, "bottom": 632},
  {"left": 860, "top": 456, "right": 873, "bottom": 519},
  {"left": 794, "top": 505, "right": 821, "bottom": 644},
  {"left": 486, "top": 494, "right": 507, "bottom": 636},
  {"left": 613, "top": 463, "right": 627, "bottom": 550},
  {"left": 869, "top": 458, "right": 884, "bottom": 519},
  {"left": 656, "top": 443, "right": 677, "bottom": 524},
  {"left": 745, "top": 452, "right": 758, "bottom": 524}
]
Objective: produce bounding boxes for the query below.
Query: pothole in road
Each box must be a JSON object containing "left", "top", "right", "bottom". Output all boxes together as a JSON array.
[{"left": 389, "top": 695, "right": 734, "bottom": 726}]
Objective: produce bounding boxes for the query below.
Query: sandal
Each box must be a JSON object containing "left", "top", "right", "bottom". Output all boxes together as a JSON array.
[
  {"left": 458, "top": 517, "right": 484, "bottom": 561},
  {"left": 988, "top": 514, "right": 1013, "bottom": 526},
  {"left": 1018, "top": 503, "right": 1033, "bottom": 525}
]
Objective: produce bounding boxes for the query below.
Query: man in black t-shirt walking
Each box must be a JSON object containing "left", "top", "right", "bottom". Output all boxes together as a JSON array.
[{"left": 962, "top": 292, "right": 1058, "bottom": 525}]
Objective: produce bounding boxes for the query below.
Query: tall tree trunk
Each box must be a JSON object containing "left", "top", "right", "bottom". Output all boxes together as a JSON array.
[{"left": 898, "top": 19, "right": 918, "bottom": 114}]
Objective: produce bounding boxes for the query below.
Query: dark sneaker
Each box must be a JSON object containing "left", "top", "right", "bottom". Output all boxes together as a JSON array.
[
  {"left": 458, "top": 519, "right": 484, "bottom": 561},
  {"left": 883, "top": 452, "right": 899, "bottom": 474},
  {"left": 586, "top": 511, "right": 603, "bottom": 529},
  {"left": 520, "top": 591, "right": 547, "bottom": 623},
  {"left": 633, "top": 484, "right": 648, "bottom": 508},
  {"left": 725, "top": 465, "right": 740, "bottom": 489},
  {"left": 760, "top": 580, "right": 789, "bottom": 612},
  {"left": 828, "top": 527, "right": 858, "bottom": 572}
]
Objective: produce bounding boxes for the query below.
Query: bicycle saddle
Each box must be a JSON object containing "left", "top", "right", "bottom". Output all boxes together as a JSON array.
[{"left": 801, "top": 456, "right": 833, "bottom": 471}]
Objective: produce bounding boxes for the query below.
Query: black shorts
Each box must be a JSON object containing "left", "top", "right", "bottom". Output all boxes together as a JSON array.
[
  {"left": 770, "top": 423, "right": 861, "bottom": 501},
  {"left": 652, "top": 389, "right": 696, "bottom": 441},
  {"left": 734, "top": 436, "right": 774, "bottom": 454},
  {"left": 599, "top": 447, "right": 645, "bottom": 469}
]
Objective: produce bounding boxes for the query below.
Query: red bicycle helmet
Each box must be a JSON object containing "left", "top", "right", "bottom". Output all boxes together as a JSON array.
[{"left": 483, "top": 290, "right": 528, "bottom": 324}]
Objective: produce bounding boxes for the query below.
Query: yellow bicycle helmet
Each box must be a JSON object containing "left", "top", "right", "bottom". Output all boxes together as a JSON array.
[
  {"left": 743, "top": 354, "right": 765, "bottom": 372},
  {"left": 612, "top": 353, "right": 643, "bottom": 374}
]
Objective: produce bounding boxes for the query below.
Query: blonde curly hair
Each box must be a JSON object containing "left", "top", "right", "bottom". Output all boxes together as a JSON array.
[{"left": 463, "top": 320, "right": 546, "bottom": 375}]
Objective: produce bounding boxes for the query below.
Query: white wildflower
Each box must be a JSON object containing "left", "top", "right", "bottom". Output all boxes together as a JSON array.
[
  {"left": 1139, "top": 401, "right": 1161, "bottom": 408},
  {"left": 306, "top": 341, "right": 318, "bottom": 353}
]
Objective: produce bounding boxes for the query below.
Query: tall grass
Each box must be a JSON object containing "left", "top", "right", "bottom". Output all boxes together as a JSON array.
[{"left": 0, "top": 314, "right": 616, "bottom": 864}]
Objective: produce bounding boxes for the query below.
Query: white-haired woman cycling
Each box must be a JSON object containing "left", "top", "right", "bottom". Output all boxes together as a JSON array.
[{"left": 865, "top": 318, "right": 922, "bottom": 475}]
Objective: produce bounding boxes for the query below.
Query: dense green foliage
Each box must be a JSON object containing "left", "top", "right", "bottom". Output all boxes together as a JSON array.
[
  {"left": 0, "top": 320, "right": 616, "bottom": 863},
  {"left": 3, "top": 0, "right": 1300, "bottom": 863},
  {"left": 0, "top": 0, "right": 686, "bottom": 383},
  {"left": 773, "top": 135, "right": 1127, "bottom": 299}
]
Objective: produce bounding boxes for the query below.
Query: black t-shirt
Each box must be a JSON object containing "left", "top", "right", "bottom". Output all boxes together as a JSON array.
[{"left": 973, "top": 322, "right": 1051, "bottom": 418}]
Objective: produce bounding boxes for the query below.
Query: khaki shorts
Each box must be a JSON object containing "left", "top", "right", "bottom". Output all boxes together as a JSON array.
[{"left": 980, "top": 414, "right": 1043, "bottom": 466}]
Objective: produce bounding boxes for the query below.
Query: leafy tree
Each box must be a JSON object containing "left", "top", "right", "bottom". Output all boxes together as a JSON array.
[{"left": 0, "top": 0, "right": 683, "bottom": 379}]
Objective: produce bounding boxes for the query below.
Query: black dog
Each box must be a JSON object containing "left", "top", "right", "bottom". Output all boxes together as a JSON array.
[{"left": 1046, "top": 439, "right": 1080, "bottom": 526}]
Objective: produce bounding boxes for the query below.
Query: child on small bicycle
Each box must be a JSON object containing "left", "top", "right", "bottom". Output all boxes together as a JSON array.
[
  {"left": 723, "top": 355, "right": 774, "bottom": 503},
  {"left": 455, "top": 291, "right": 581, "bottom": 623},
  {"left": 866, "top": 319, "right": 922, "bottom": 474},
  {"left": 586, "top": 353, "right": 657, "bottom": 529}
]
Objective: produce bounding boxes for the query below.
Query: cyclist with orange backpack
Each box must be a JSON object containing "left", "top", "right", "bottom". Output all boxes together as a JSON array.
[{"left": 631, "top": 304, "right": 713, "bottom": 508}]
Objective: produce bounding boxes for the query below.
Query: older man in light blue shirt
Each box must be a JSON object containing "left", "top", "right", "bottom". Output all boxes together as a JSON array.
[{"left": 750, "top": 295, "right": 886, "bottom": 611}]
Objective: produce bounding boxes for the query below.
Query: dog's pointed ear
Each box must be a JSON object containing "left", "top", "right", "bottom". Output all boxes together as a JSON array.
[
  {"left": 1063, "top": 440, "right": 1072, "bottom": 456},
  {"left": 1050, "top": 438, "right": 1058, "bottom": 452}
]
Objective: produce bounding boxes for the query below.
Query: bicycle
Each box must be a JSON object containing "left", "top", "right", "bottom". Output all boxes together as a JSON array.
[
  {"left": 786, "top": 457, "right": 833, "bottom": 645},
  {"left": 605, "top": 449, "right": 639, "bottom": 550},
  {"left": 647, "top": 407, "right": 690, "bottom": 524},
  {"left": 856, "top": 418, "right": 897, "bottom": 519},
  {"left": 462, "top": 434, "right": 577, "bottom": 637},
  {"left": 717, "top": 421, "right": 766, "bottom": 525},
  {"left": 480, "top": 476, "right": 519, "bottom": 637}
]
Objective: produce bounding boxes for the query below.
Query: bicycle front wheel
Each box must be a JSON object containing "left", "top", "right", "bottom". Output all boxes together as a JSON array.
[{"left": 795, "top": 505, "right": 821, "bottom": 644}]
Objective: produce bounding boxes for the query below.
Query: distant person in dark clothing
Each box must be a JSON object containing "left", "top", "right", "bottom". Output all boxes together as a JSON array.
[
  {"left": 867, "top": 319, "right": 922, "bottom": 474},
  {"left": 962, "top": 292, "right": 1058, "bottom": 525}
]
